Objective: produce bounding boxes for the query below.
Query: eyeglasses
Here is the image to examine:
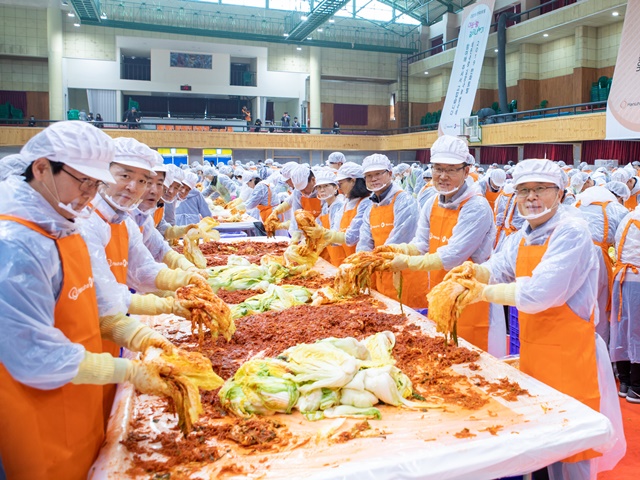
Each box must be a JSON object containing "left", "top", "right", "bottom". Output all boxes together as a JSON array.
[
  {"left": 432, "top": 166, "right": 466, "bottom": 176},
  {"left": 61, "top": 167, "right": 104, "bottom": 193},
  {"left": 515, "top": 186, "right": 559, "bottom": 198}
]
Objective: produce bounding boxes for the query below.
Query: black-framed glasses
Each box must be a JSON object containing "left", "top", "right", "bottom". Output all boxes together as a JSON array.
[
  {"left": 61, "top": 167, "right": 104, "bottom": 193},
  {"left": 431, "top": 165, "right": 466, "bottom": 176},
  {"left": 515, "top": 186, "right": 559, "bottom": 198}
]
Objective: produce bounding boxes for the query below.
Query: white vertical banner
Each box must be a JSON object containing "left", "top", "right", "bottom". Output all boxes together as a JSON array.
[
  {"left": 439, "top": 0, "right": 495, "bottom": 137},
  {"left": 606, "top": 1, "right": 640, "bottom": 140}
]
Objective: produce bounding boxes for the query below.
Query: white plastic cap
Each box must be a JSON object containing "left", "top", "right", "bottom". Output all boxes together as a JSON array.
[
  {"left": 397, "top": 163, "right": 410, "bottom": 174},
  {"left": 570, "top": 172, "right": 589, "bottom": 191},
  {"left": 0, "top": 154, "right": 30, "bottom": 181},
  {"left": 280, "top": 161, "right": 299, "bottom": 180},
  {"left": 265, "top": 158, "right": 273, "bottom": 165},
  {"left": 362, "top": 154, "right": 392, "bottom": 174},
  {"left": 611, "top": 169, "right": 633, "bottom": 183},
  {"left": 489, "top": 168, "right": 506, "bottom": 187},
  {"left": 242, "top": 170, "right": 257, "bottom": 184},
  {"left": 171, "top": 165, "right": 185, "bottom": 185},
  {"left": 166, "top": 164, "right": 182, "bottom": 185},
  {"left": 20, "top": 121, "right": 116, "bottom": 184},
  {"left": 512, "top": 159, "right": 566, "bottom": 189},
  {"left": 430, "top": 135, "right": 474, "bottom": 165},
  {"left": 113, "top": 137, "right": 157, "bottom": 174},
  {"left": 606, "top": 181, "right": 631, "bottom": 202},
  {"left": 335, "top": 162, "right": 364, "bottom": 182},
  {"left": 183, "top": 171, "right": 198, "bottom": 189},
  {"left": 291, "top": 164, "right": 311, "bottom": 191},
  {"left": 327, "top": 151, "right": 346, "bottom": 165},
  {"left": 422, "top": 168, "right": 433, "bottom": 179},
  {"left": 314, "top": 168, "right": 338, "bottom": 186}
]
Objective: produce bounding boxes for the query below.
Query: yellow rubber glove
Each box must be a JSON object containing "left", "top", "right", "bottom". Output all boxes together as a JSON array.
[
  {"left": 289, "top": 231, "right": 302, "bottom": 245},
  {"left": 482, "top": 283, "right": 517, "bottom": 306},
  {"left": 373, "top": 243, "right": 420, "bottom": 255},
  {"left": 71, "top": 352, "right": 129, "bottom": 385},
  {"left": 324, "top": 230, "right": 346, "bottom": 245},
  {"left": 124, "top": 359, "right": 173, "bottom": 397},
  {"left": 384, "top": 253, "right": 443, "bottom": 272},
  {"left": 302, "top": 224, "right": 325, "bottom": 240},
  {"left": 164, "top": 223, "right": 198, "bottom": 240},
  {"left": 155, "top": 268, "right": 209, "bottom": 291},
  {"left": 443, "top": 263, "right": 492, "bottom": 284},
  {"left": 100, "top": 312, "right": 174, "bottom": 353},
  {"left": 162, "top": 249, "right": 197, "bottom": 271},
  {"left": 128, "top": 293, "right": 192, "bottom": 319}
]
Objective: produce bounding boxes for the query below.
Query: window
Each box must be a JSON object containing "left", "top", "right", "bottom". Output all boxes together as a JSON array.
[
  {"left": 390, "top": 93, "right": 396, "bottom": 121},
  {"left": 430, "top": 35, "right": 443, "bottom": 56}
]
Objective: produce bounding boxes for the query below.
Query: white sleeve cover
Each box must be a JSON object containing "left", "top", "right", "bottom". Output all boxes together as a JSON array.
[
  {"left": 124, "top": 217, "right": 167, "bottom": 294},
  {"left": 386, "top": 191, "right": 419, "bottom": 245},
  {"left": 344, "top": 198, "right": 372, "bottom": 247}
]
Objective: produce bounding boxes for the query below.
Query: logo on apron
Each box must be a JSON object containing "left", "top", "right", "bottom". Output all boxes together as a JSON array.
[{"left": 68, "top": 277, "right": 95, "bottom": 301}]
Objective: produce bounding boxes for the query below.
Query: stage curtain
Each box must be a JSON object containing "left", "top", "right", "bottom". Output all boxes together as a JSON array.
[
  {"left": 581, "top": 140, "right": 640, "bottom": 165},
  {"left": 523, "top": 143, "right": 573, "bottom": 161},
  {"left": 416, "top": 149, "right": 430, "bottom": 164},
  {"left": 480, "top": 146, "right": 518, "bottom": 165},
  {"left": 334, "top": 104, "right": 368, "bottom": 126}
]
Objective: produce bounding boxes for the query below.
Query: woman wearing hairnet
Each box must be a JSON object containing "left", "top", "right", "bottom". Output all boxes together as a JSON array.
[
  {"left": 454, "top": 159, "right": 625, "bottom": 478},
  {"left": 175, "top": 171, "right": 212, "bottom": 225},
  {"left": 310, "top": 168, "right": 345, "bottom": 266},
  {"left": 0, "top": 123, "right": 181, "bottom": 480},
  {"left": 478, "top": 167, "right": 506, "bottom": 212},
  {"left": 355, "top": 154, "right": 426, "bottom": 307},
  {"left": 302, "top": 162, "right": 372, "bottom": 262},
  {"left": 375, "top": 136, "right": 502, "bottom": 355},
  {"left": 574, "top": 186, "right": 628, "bottom": 345},
  {"left": 605, "top": 181, "right": 631, "bottom": 206}
]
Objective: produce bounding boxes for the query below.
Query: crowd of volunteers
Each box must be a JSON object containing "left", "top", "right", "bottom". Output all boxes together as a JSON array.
[{"left": 0, "top": 122, "right": 632, "bottom": 479}]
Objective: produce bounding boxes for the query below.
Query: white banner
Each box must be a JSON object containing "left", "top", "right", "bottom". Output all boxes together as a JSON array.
[
  {"left": 606, "top": 1, "right": 640, "bottom": 140},
  {"left": 439, "top": 0, "right": 495, "bottom": 137}
]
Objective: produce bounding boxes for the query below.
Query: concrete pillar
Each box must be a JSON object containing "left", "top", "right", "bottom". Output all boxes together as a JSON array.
[
  {"left": 254, "top": 96, "right": 261, "bottom": 123},
  {"left": 309, "top": 47, "right": 321, "bottom": 134},
  {"left": 47, "top": 8, "right": 64, "bottom": 121}
]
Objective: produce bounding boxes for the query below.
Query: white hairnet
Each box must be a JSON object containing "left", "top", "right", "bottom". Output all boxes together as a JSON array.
[
  {"left": 171, "top": 165, "right": 185, "bottom": 184},
  {"left": 581, "top": 164, "right": 591, "bottom": 171},
  {"left": 314, "top": 168, "right": 338, "bottom": 186},
  {"left": 430, "top": 135, "right": 474, "bottom": 165},
  {"left": 512, "top": 159, "right": 566, "bottom": 189},
  {"left": 0, "top": 154, "right": 30, "bottom": 182},
  {"left": 606, "top": 181, "right": 631, "bottom": 202},
  {"left": 362, "top": 153, "right": 392, "bottom": 174},
  {"left": 265, "top": 158, "right": 273, "bottom": 165},
  {"left": 392, "top": 166, "right": 400, "bottom": 176},
  {"left": 422, "top": 168, "right": 433, "bottom": 179},
  {"left": 20, "top": 121, "right": 116, "bottom": 184},
  {"left": 183, "top": 171, "right": 198, "bottom": 189},
  {"left": 575, "top": 184, "right": 617, "bottom": 207},
  {"left": 241, "top": 170, "right": 257, "bottom": 184},
  {"left": 152, "top": 152, "right": 174, "bottom": 188},
  {"left": 489, "top": 168, "right": 506, "bottom": 187},
  {"left": 113, "top": 137, "right": 157, "bottom": 173},
  {"left": 204, "top": 167, "right": 216, "bottom": 176},
  {"left": 335, "top": 162, "right": 364, "bottom": 182},
  {"left": 327, "top": 152, "right": 346, "bottom": 165},
  {"left": 557, "top": 160, "right": 567, "bottom": 167},
  {"left": 570, "top": 172, "right": 589, "bottom": 192},
  {"left": 219, "top": 165, "right": 233, "bottom": 176},
  {"left": 166, "top": 164, "right": 182, "bottom": 185},
  {"left": 280, "top": 161, "right": 299, "bottom": 180},
  {"left": 611, "top": 169, "right": 632, "bottom": 183},
  {"left": 290, "top": 164, "right": 311, "bottom": 191},
  {"left": 397, "top": 163, "right": 410, "bottom": 174}
]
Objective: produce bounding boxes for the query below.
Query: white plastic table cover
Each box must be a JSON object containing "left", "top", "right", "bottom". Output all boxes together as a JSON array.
[
  {"left": 213, "top": 213, "right": 259, "bottom": 233},
  {"left": 89, "top": 243, "right": 615, "bottom": 480}
]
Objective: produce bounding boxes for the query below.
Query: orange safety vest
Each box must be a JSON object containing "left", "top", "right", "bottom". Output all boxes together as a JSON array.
[
  {"left": 613, "top": 218, "right": 640, "bottom": 322},
  {"left": 319, "top": 211, "right": 346, "bottom": 266},
  {"left": 428, "top": 198, "right": 491, "bottom": 351},
  {"left": 370, "top": 192, "right": 429, "bottom": 309},
  {"left": 339, "top": 198, "right": 363, "bottom": 259},
  {"left": 0, "top": 215, "right": 105, "bottom": 480},
  {"left": 153, "top": 205, "right": 164, "bottom": 227},
  {"left": 300, "top": 195, "right": 322, "bottom": 218},
  {"left": 516, "top": 236, "right": 601, "bottom": 462},
  {"left": 484, "top": 187, "right": 500, "bottom": 213},
  {"left": 257, "top": 184, "right": 275, "bottom": 223}
]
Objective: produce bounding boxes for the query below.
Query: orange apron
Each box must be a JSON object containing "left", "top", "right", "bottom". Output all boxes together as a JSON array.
[
  {"left": 419, "top": 180, "right": 433, "bottom": 196},
  {"left": 469, "top": 171, "right": 479, "bottom": 181},
  {"left": 300, "top": 195, "right": 322, "bottom": 218},
  {"left": 624, "top": 193, "right": 638, "bottom": 211},
  {"left": 153, "top": 205, "right": 164, "bottom": 227},
  {"left": 0, "top": 216, "right": 105, "bottom": 480},
  {"left": 613, "top": 219, "right": 640, "bottom": 322},
  {"left": 319, "top": 212, "right": 345, "bottom": 266},
  {"left": 370, "top": 192, "right": 429, "bottom": 308},
  {"left": 590, "top": 202, "right": 614, "bottom": 313},
  {"left": 516, "top": 237, "right": 601, "bottom": 462},
  {"left": 484, "top": 187, "right": 500, "bottom": 212},
  {"left": 428, "top": 199, "right": 491, "bottom": 351},
  {"left": 339, "top": 198, "right": 363, "bottom": 259},
  {"left": 257, "top": 184, "right": 275, "bottom": 223}
]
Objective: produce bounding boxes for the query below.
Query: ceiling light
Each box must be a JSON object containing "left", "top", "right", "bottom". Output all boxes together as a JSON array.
[
  {"left": 283, "top": 33, "right": 289, "bottom": 37},
  {"left": 424, "top": 71, "right": 429, "bottom": 75},
  {"left": 73, "top": 22, "right": 80, "bottom": 27},
  {"left": 494, "top": 49, "right": 498, "bottom": 52},
  {"left": 296, "top": 47, "right": 302, "bottom": 51},
  {"left": 543, "top": 33, "right": 549, "bottom": 37},
  {"left": 67, "top": 12, "right": 75, "bottom": 17},
  {"left": 317, "top": 28, "right": 323, "bottom": 32},
  {"left": 329, "top": 18, "right": 335, "bottom": 23},
  {"left": 100, "top": 12, "right": 107, "bottom": 19},
  {"left": 301, "top": 15, "right": 308, "bottom": 21},
  {"left": 612, "top": 11, "right": 619, "bottom": 16},
  {"left": 307, "top": 37, "right": 312, "bottom": 40}
]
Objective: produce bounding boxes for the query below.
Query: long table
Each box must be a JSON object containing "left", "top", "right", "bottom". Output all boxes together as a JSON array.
[{"left": 90, "top": 239, "right": 615, "bottom": 479}]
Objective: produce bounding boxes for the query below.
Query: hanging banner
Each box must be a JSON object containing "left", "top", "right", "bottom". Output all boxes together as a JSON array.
[
  {"left": 606, "top": 2, "right": 640, "bottom": 140},
  {"left": 438, "top": 0, "right": 495, "bottom": 137}
]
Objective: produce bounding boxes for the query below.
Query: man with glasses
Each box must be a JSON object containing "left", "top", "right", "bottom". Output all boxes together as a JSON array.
[
  {"left": 375, "top": 135, "right": 503, "bottom": 356},
  {"left": 450, "top": 159, "right": 624, "bottom": 478}
]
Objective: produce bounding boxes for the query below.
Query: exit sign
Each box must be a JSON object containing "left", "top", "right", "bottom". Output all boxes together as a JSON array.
[{"left": 180, "top": 85, "right": 192, "bottom": 91}]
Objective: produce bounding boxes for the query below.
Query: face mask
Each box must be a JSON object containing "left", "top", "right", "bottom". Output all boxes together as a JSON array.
[
  {"left": 102, "top": 192, "right": 142, "bottom": 213},
  {"left": 435, "top": 184, "right": 461, "bottom": 196},
  {"left": 316, "top": 190, "right": 336, "bottom": 201},
  {"left": 519, "top": 198, "right": 560, "bottom": 221},
  {"left": 41, "top": 167, "right": 93, "bottom": 219}
]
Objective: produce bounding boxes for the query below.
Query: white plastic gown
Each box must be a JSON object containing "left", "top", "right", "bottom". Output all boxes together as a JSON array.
[
  {"left": 416, "top": 183, "right": 437, "bottom": 210},
  {"left": 156, "top": 201, "right": 175, "bottom": 236},
  {"left": 356, "top": 183, "right": 418, "bottom": 251},
  {"left": 332, "top": 196, "right": 373, "bottom": 247},
  {"left": 0, "top": 176, "right": 91, "bottom": 389},
  {"left": 494, "top": 184, "right": 525, "bottom": 252},
  {"left": 315, "top": 196, "right": 345, "bottom": 230},
  {"left": 79, "top": 194, "right": 167, "bottom": 315},
  {"left": 175, "top": 188, "right": 211, "bottom": 226},
  {"left": 131, "top": 208, "right": 172, "bottom": 263},
  {"left": 575, "top": 187, "right": 628, "bottom": 344},
  {"left": 412, "top": 182, "right": 504, "bottom": 357},
  {"left": 202, "top": 174, "right": 238, "bottom": 202},
  {"left": 484, "top": 206, "right": 625, "bottom": 478},
  {"left": 238, "top": 183, "right": 261, "bottom": 221},
  {"left": 289, "top": 189, "right": 322, "bottom": 236},
  {"left": 610, "top": 207, "right": 640, "bottom": 363},
  {"left": 412, "top": 171, "right": 426, "bottom": 196}
]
